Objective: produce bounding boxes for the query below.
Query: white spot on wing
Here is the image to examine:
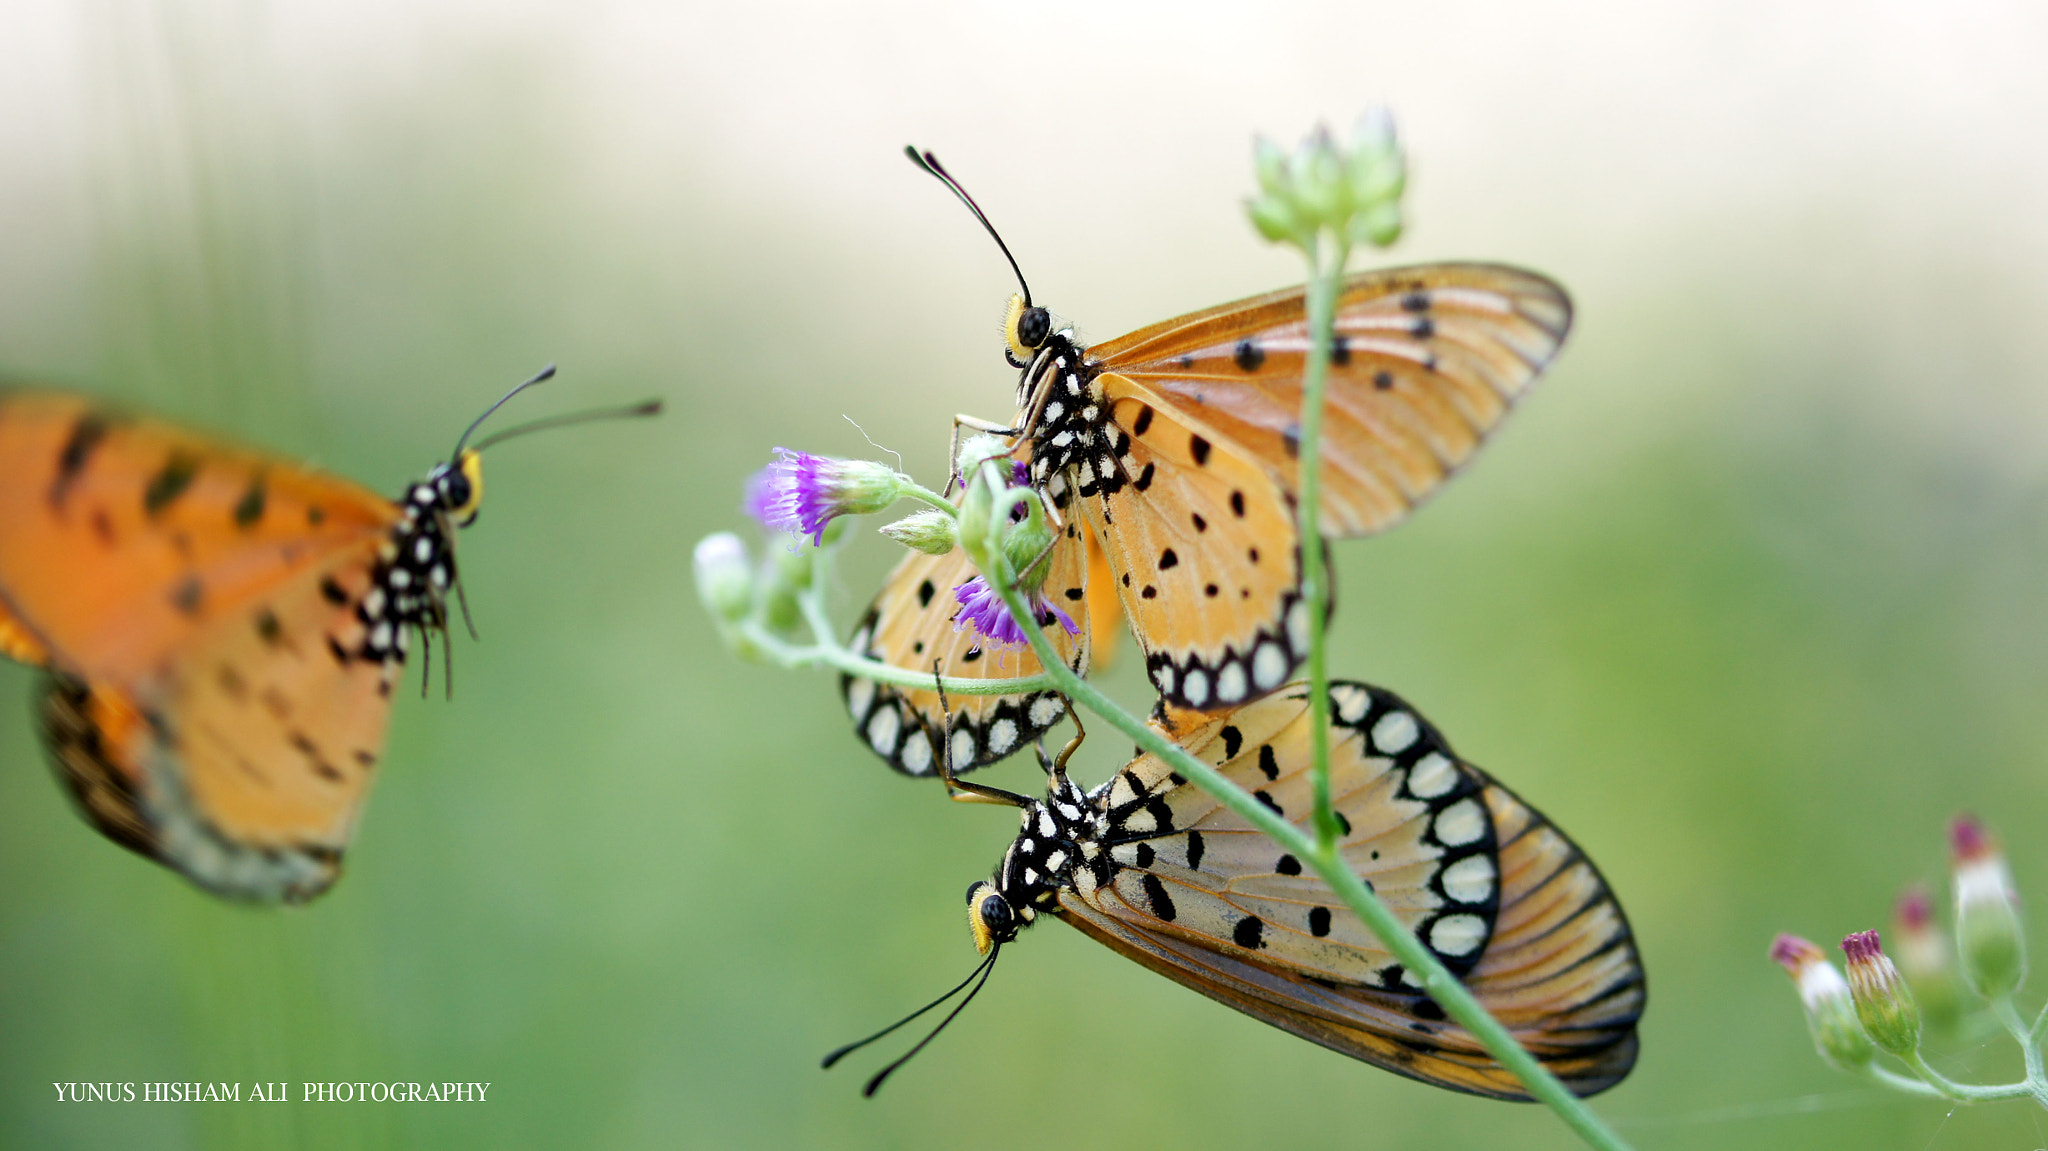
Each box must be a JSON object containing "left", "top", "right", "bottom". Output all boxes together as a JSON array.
[
  {"left": 1440, "top": 854, "right": 1496, "bottom": 904},
  {"left": 1214, "top": 662, "right": 1247, "bottom": 702},
  {"left": 988, "top": 719, "right": 1019, "bottom": 755},
  {"left": 1433, "top": 798, "right": 1487, "bottom": 847},
  {"left": 1252, "top": 641, "right": 1287, "bottom": 689},
  {"left": 1372, "top": 711, "right": 1419, "bottom": 754},
  {"left": 844, "top": 676, "right": 875, "bottom": 719},
  {"left": 1182, "top": 668, "right": 1210, "bottom": 707},
  {"left": 1028, "top": 695, "right": 1064, "bottom": 728},
  {"left": 900, "top": 732, "right": 933, "bottom": 775},
  {"left": 866, "top": 707, "right": 901, "bottom": 755},
  {"left": 1407, "top": 752, "right": 1457, "bottom": 798},
  {"left": 1330, "top": 683, "right": 1369, "bottom": 724},
  {"left": 1429, "top": 913, "right": 1487, "bottom": 957}
]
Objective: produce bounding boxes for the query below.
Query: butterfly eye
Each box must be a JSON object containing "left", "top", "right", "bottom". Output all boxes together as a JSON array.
[
  {"left": 1002, "top": 293, "right": 1053, "bottom": 364},
  {"left": 1015, "top": 306, "right": 1050, "bottom": 350},
  {"left": 965, "top": 881, "right": 1016, "bottom": 954},
  {"left": 441, "top": 451, "right": 485, "bottom": 526}
]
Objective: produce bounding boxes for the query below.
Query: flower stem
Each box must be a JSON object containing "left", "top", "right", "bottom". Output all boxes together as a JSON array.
[{"left": 1297, "top": 232, "right": 1346, "bottom": 853}]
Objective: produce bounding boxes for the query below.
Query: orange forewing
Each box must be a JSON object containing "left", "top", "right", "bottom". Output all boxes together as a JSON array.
[
  {"left": 1089, "top": 262, "right": 1568, "bottom": 538},
  {"left": 0, "top": 389, "right": 413, "bottom": 901},
  {"left": 0, "top": 391, "right": 396, "bottom": 678}
]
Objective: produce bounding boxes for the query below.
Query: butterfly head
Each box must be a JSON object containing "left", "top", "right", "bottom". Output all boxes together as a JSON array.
[
  {"left": 969, "top": 774, "right": 1100, "bottom": 953},
  {"left": 421, "top": 451, "right": 486, "bottom": 528},
  {"left": 1002, "top": 293, "right": 1053, "bottom": 368}
]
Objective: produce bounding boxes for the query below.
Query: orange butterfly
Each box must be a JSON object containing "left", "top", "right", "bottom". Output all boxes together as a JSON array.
[
  {"left": 844, "top": 151, "right": 1570, "bottom": 777},
  {"left": 833, "top": 679, "right": 1644, "bottom": 1098},
  {"left": 0, "top": 374, "right": 656, "bottom": 902}
]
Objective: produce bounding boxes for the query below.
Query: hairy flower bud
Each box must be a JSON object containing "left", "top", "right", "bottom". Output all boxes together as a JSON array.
[
  {"left": 1772, "top": 934, "right": 1876, "bottom": 1069},
  {"left": 692, "top": 532, "right": 754, "bottom": 623},
  {"left": 878, "top": 510, "right": 958, "bottom": 556},
  {"left": 1951, "top": 814, "right": 2026, "bottom": 999},
  {"left": 1892, "top": 884, "right": 1965, "bottom": 1035},
  {"left": 1841, "top": 930, "right": 1922, "bottom": 1057}
]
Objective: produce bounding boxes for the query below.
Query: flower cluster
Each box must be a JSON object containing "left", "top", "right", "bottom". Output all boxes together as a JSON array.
[
  {"left": 1771, "top": 813, "right": 2036, "bottom": 1108},
  {"left": 1247, "top": 108, "right": 1406, "bottom": 255}
]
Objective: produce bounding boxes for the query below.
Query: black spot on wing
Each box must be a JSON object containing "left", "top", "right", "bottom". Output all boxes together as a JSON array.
[
  {"left": 1233, "top": 340, "right": 1265, "bottom": 371},
  {"left": 51, "top": 412, "right": 110, "bottom": 507},
  {"left": 917, "top": 579, "right": 935, "bottom": 608},
  {"left": 1141, "top": 874, "right": 1177, "bottom": 921},
  {"left": 1184, "top": 829, "right": 1205, "bottom": 870},
  {"left": 1257, "top": 744, "right": 1279, "bottom": 780},
  {"left": 143, "top": 451, "right": 200, "bottom": 517},
  {"left": 1330, "top": 335, "right": 1351, "bottom": 366},
  {"left": 320, "top": 577, "right": 349, "bottom": 606},
  {"left": 1219, "top": 724, "right": 1243, "bottom": 759},
  {"left": 1158, "top": 548, "right": 1178, "bottom": 571},
  {"left": 1373, "top": 370, "right": 1394, "bottom": 390},
  {"left": 1275, "top": 853, "right": 1301, "bottom": 876},
  {"left": 1308, "top": 906, "right": 1332, "bottom": 937},
  {"left": 170, "top": 576, "right": 202, "bottom": 617},
  {"left": 1189, "top": 434, "right": 1211, "bottom": 466},
  {"left": 1130, "top": 404, "right": 1153, "bottom": 437},
  {"left": 1232, "top": 915, "right": 1265, "bottom": 950},
  {"left": 233, "top": 475, "right": 267, "bottom": 529},
  {"left": 1133, "top": 463, "right": 1155, "bottom": 491}
]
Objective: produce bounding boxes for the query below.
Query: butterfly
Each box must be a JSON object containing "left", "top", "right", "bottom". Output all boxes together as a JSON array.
[
  {"left": 831, "top": 679, "right": 1644, "bottom": 1099},
  {"left": 844, "top": 149, "right": 1571, "bottom": 777},
  {"left": 0, "top": 373, "right": 658, "bottom": 902}
]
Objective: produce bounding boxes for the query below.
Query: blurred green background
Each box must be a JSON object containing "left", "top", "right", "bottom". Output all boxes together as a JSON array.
[{"left": 6, "top": 1, "right": 2048, "bottom": 1147}]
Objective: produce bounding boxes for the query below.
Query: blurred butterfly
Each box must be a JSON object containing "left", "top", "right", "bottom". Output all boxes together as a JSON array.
[
  {"left": 828, "top": 679, "right": 1644, "bottom": 1099},
  {"left": 843, "top": 150, "right": 1571, "bottom": 777},
  {"left": 0, "top": 371, "right": 659, "bottom": 902}
]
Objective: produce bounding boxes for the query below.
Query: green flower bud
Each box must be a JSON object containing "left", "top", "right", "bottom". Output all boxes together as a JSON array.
[
  {"left": 692, "top": 532, "right": 754, "bottom": 624},
  {"left": 1892, "top": 884, "right": 1965, "bottom": 1036},
  {"left": 1842, "top": 930, "right": 1922, "bottom": 1057},
  {"left": 1772, "top": 934, "right": 1876, "bottom": 1070},
  {"left": 878, "top": 509, "right": 959, "bottom": 556},
  {"left": 1951, "top": 814, "right": 2026, "bottom": 998}
]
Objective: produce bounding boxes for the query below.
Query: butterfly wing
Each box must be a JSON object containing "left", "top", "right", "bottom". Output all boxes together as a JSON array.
[
  {"left": 1091, "top": 263, "right": 1570, "bottom": 538},
  {"left": 0, "top": 390, "right": 409, "bottom": 901},
  {"left": 0, "top": 390, "right": 398, "bottom": 676},
  {"left": 1071, "top": 374, "right": 1312, "bottom": 711},
  {"left": 1058, "top": 680, "right": 1643, "bottom": 1099},
  {"left": 40, "top": 548, "right": 406, "bottom": 900},
  {"left": 842, "top": 522, "right": 1091, "bottom": 777}
]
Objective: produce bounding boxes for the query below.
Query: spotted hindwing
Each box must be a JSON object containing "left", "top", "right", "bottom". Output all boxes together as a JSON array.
[
  {"left": 843, "top": 521, "right": 1100, "bottom": 777},
  {"left": 1058, "top": 680, "right": 1643, "bottom": 1099}
]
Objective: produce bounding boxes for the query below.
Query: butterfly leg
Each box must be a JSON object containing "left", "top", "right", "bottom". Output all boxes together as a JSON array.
[
  {"left": 947, "top": 413, "right": 1021, "bottom": 496},
  {"left": 931, "top": 665, "right": 1031, "bottom": 808},
  {"left": 1032, "top": 704, "right": 1086, "bottom": 791}
]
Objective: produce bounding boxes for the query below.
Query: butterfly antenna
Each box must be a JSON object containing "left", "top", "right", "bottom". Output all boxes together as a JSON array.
[
  {"left": 905, "top": 147, "right": 1032, "bottom": 307},
  {"left": 860, "top": 945, "right": 1002, "bottom": 1096},
  {"left": 452, "top": 364, "right": 556, "bottom": 462},
  {"left": 820, "top": 944, "right": 1003, "bottom": 1096},
  {"left": 469, "top": 399, "right": 663, "bottom": 454}
]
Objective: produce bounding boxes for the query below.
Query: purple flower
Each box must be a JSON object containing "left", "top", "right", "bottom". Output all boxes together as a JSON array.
[
  {"left": 744, "top": 448, "right": 902, "bottom": 545},
  {"left": 952, "top": 576, "right": 1079, "bottom": 650}
]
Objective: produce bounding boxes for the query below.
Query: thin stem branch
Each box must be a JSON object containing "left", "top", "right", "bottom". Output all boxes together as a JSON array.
[
  {"left": 1297, "top": 233, "right": 1346, "bottom": 853},
  {"left": 972, "top": 543, "right": 1633, "bottom": 1151}
]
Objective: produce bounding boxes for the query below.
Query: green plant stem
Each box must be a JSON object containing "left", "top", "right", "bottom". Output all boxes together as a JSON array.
[
  {"left": 1991, "top": 997, "right": 2048, "bottom": 1108},
  {"left": 1297, "top": 234, "right": 1345, "bottom": 853},
  {"left": 725, "top": 532, "right": 1058, "bottom": 696},
  {"left": 974, "top": 545, "right": 1634, "bottom": 1151},
  {"left": 1858, "top": 1063, "right": 1950, "bottom": 1098}
]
